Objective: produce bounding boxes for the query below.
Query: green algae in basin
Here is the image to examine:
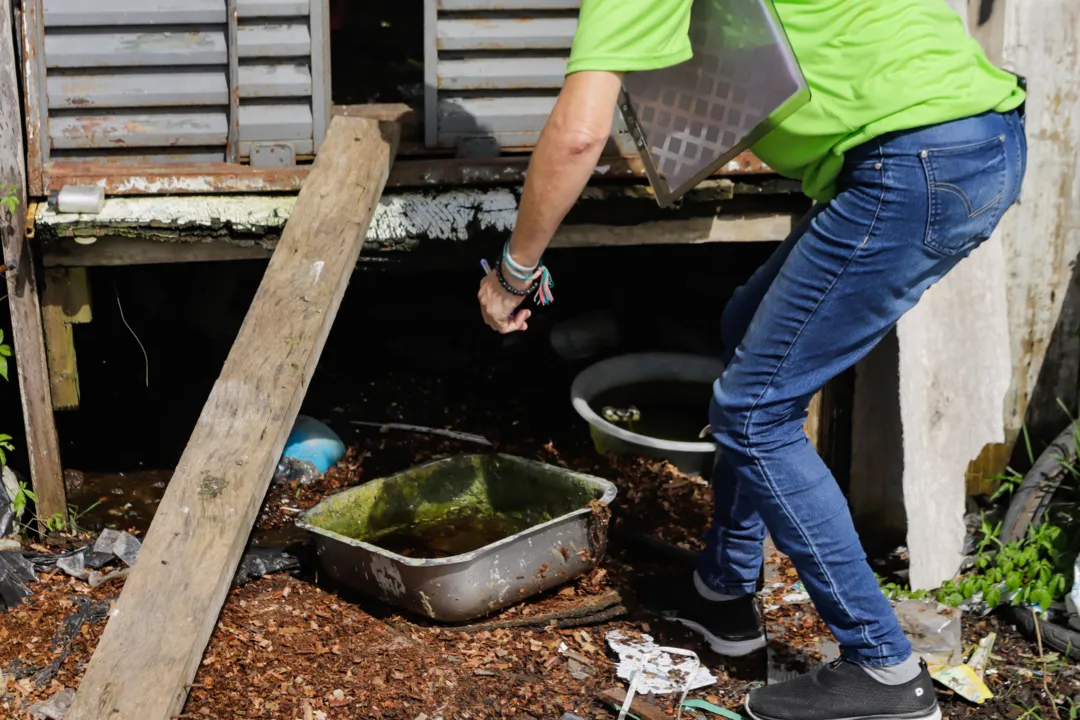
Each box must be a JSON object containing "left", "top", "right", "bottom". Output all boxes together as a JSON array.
[
  {"left": 297, "top": 454, "right": 618, "bottom": 622},
  {"left": 301, "top": 454, "right": 600, "bottom": 557}
]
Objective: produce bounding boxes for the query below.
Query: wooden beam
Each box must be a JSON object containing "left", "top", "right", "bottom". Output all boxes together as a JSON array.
[
  {"left": 600, "top": 689, "right": 675, "bottom": 720},
  {"left": 991, "top": 0, "right": 1080, "bottom": 447},
  {"left": 66, "top": 116, "right": 398, "bottom": 720},
  {"left": 44, "top": 236, "right": 273, "bottom": 267},
  {"left": 550, "top": 213, "right": 796, "bottom": 248},
  {"left": 0, "top": 0, "right": 67, "bottom": 522},
  {"left": 804, "top": 390, "right": 824, "bottom": 452},
  {"left": 42, "top": 268, "right": 91, "bottom": 410}
]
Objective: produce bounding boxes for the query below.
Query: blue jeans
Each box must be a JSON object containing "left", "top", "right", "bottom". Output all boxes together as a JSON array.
[{"left": 699, "top": 108, "right": 1027, "bottom": 666}]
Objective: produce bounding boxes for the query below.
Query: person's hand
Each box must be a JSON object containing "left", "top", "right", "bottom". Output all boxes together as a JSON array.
[{"left": 478, "top": 270, "right": 532, "bottom": 333}]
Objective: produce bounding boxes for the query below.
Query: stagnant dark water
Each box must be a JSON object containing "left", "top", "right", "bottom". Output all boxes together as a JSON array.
[
  {"left": 363, "top": 510, "right": 537, "bottom": 559},
  {"left": 591, "top": 380, "right": 713, "bottom": 443}
]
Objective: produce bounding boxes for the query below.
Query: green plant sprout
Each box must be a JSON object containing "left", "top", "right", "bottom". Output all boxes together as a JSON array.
[
  {"left": 0, "top": 184, "right": 18, "bottom": 215},
  {"left": 879, "top": 417, "right": 1079, "bottom": 613},
  {"left": 12, "top": 480, "right": 34, "bottom": 522},
  {"left": 0, "top": 329, "right": 11, "bottom": 384}
]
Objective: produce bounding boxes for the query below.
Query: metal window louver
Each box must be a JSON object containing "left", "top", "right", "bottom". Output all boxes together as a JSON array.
[{"left": 33, "top": 0, "right": 331, "bottom": 170}]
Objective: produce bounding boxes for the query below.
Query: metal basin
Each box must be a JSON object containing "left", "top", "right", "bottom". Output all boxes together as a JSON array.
[{"left": 296, "top": 454, "right": 617, "bottom": 623}]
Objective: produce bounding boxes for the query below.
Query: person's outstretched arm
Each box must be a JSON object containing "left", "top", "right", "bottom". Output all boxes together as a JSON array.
[
  {"left": 477, "top": 0, "right": 694, "bottom": 333},
  {"left": 477, "top": 69, "right": 622, "bottom": 334}
]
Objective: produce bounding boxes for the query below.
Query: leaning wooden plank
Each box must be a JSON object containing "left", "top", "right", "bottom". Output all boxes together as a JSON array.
[
  {"left": 66, "top": 116, "right": 398, "bottom": 720},
  {"left": 0, "top": 0, "right": 67, "bottom": 522}
]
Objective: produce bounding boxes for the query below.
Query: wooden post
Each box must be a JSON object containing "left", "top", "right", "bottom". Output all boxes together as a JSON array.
[
  {"left": 42, "top": 267, "right": 91, "bottom": 410},
  {"left": 978, "top": 0, "right": 1080, "bottom": 448},
  {"left": 67, "top": 116, "right": 398, "bottom": 720},
  {"left": 0, "top": 0, "right": 66, "bottom": 522}
]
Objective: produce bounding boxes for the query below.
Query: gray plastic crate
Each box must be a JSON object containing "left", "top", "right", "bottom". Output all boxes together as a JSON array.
[
  {"left": 423, "top": 0, "right": 581, "bottom": 152},
  {"left": 617, "top": 0, "right": 809, "bottom": 205},
  {"left": 30, "top": 0, "right": 331, "bottom": 167}
]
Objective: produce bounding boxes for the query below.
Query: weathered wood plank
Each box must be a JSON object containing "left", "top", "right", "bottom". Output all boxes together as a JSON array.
[
  {"left": 66, "top": 115, "right": 398, "bottom": 720},
  {"left": 42, "top": 268, "right": 91, "bottom": 411},
  {"left": 550, "top": 213, "right": 795, "bottom": 247},
  {"left": 43, "top": 236, "right": 274, "bottom": 267},
  {"left": 1, "top": 0, "right": 67, "bottom": 523},
  {"left": 34, "top": 189, "right": 798, "bottom": 250},
  {"left": 600, "top": 689, "right": 674, "bottom": 720}
]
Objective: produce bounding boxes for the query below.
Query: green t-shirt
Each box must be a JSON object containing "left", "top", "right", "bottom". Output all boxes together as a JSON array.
[{"left": 567, "top": 0, "right": 1025, "bottom": 202}]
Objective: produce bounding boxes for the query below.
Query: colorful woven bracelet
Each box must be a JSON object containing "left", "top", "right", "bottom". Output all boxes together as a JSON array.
[{"left": 502, "top": 242, "right": 539, "bottom": 281}]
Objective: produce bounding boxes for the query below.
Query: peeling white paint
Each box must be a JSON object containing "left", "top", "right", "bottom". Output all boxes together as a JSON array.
[
  {"left": 370, "top": 554, "right": 406, "bottom": 598},
  {"left": 419, "top": 591, "right": 436, "bottom": 618},
  {"left": 38, "top": 189, "right": 523, "bottom": 244},
  {"left": 367, "top": 189, "right": 518, "bottom": 242},
  {"left": 39, "top": 195, "right": 296, "bottom": 234}
]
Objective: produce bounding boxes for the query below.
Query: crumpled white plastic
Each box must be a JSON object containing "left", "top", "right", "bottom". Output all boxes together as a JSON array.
[{"left": 605, "top": 629, "right": 716, "bottom": 720}]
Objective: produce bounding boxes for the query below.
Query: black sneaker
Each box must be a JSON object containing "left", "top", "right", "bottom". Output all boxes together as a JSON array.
[
  {"left": 746, "top": 658, "right": 940, "bottom": 720},
  {"left": 637, "top": 573, "right": 767, "bottom": 657}
]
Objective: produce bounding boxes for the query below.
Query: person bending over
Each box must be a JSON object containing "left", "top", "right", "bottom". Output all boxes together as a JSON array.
[{"left": 477, "top": 1, "right": 1025, "bottom": 718}]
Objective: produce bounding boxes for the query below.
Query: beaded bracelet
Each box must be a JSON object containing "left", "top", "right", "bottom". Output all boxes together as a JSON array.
[{"left": 494, "top": 259, "right": 535, "bottom": 297}]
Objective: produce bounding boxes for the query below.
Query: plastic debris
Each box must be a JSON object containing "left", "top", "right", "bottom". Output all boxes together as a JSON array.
[
  {"left": 0, "top": 537, "right": 21, "bottom": 552},
  {"left": 967, "top": 632, "right": 996, "bottom": 680},
  {"left": 681, "top": 699, "right": 743, "bottom": 720},
  {"left": 0, "top": 550, "right": 36, "bottom": 611},
  {"left": 274, "top": 456, "right": 322, "bottom": 487},
  {"left": 894, "top": 599, "right": 963, "bottom": 666},
  {"left": 606, "top": 630, "right": 716, "bottom": 704},
  {"left": 928, "top": 663, "right": 993, "bottom": 704},
  {"left": 0, "top": 465, "right": 17, "bottom": 538},
  {"left": 927, "top": 632, "right": 996, "bottom": 704},
  {"left": 282, "top": 415, "right": 347, "bottom": 475},
  {"left": 781, "top": 581, "right": 810, "bottom": 605},
  {"left": 55, "top": 551, "right": 90, "bottom": 580},
  {"left": 233, "top": 547, "right": 301, "bottom": 586},
  {"left": 88, "top": 566, "right": 131, "bottom": 588},
  {"left": 28, "top": 687, "right": 75, "bottom": 719},
  {"left": 94, "top": 528, "right": 142, "bottom": 567},
  {"left": 1067, "top": 551, "right": 1080, "bottom": 632}
]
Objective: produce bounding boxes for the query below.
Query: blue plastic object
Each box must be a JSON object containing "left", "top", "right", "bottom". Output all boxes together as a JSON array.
[{"left": 281, "top": 416, "right": 346, "bottom": 475}]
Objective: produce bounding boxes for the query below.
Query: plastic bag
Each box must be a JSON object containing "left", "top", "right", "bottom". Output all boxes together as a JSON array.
[
  {"left": 1067, "top": 551, "right": 1080, "bottom": 632},
  {"left": 1, "top": 465, "right": 19, "bottom": 538},
  {"left": 276, "top": 416, "right": 345, "bottom": 484},
  {"left": 894, "top": 599, "right": 963, "bottom": 666}
]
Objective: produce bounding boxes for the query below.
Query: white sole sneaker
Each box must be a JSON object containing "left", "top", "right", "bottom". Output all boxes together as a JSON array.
[
  {"left": 667, "top": 616, "right": 768, "bottom": 657},
  {"left": 745, "top": 698, "right": 943, "bottom": 720}
]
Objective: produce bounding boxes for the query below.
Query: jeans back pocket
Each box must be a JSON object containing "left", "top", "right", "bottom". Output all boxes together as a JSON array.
[{"left": 919, "top": 135, "right": 1007, "bottom": 256}]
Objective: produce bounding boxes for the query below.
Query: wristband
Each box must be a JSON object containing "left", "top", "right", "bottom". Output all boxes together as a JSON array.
[{"left": 494, "top": 259, "right": 534, "bottom": 297}]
